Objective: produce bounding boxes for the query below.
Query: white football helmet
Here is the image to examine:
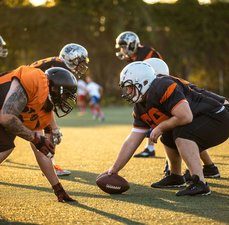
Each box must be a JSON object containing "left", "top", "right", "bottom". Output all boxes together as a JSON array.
[
  {"left": 119, "top": 61, "right": 156, "bottom": 103},
  {"left": 0, "top": 35, "right": 8, "bottom": 57},
  {"left": 59, "top": 43, "right": 89, "bottom": 76},
  {"left": 115, "top": 31, "right": 140, "bottom": 60},
  {"left": 144, "top": 58, "right": 169, "bottom": 76}
]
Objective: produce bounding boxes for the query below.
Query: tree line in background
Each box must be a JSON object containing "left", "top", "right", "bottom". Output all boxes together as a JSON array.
[{"left": 0, "top": 0, "right": 229, "bottom": 101}]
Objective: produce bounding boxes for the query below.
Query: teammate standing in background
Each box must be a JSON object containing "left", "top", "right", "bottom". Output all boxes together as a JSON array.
[{"left": 115, "top": 31, "right": 162, "bottom": 158}]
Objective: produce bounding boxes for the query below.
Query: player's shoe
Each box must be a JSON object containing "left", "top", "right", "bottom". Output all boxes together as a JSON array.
[
  {"left": 151, "top": 173, "right": 186, "bottom": 188},
  {"left": 184, "top": 164, "right": 220, "bottom": 182},
  {"left": 203, "top": 164, "right": 220, "bottom": 178},
  {"left": 176, "top": 175, "right": 211, "bottom": 196},
  {"left": 54, "top": 165, "right": 71, "bottom": 176},
  {"left": 183, "top": 169, "right": 192, "bottom": 182},
  {"left": 133, "top": 148, "right": 156, "bottom": 158}
]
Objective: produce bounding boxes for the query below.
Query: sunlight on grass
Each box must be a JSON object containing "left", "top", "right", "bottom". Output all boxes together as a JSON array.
[{"left": 0, "top": 106, "right": 228, "bottom": 224}]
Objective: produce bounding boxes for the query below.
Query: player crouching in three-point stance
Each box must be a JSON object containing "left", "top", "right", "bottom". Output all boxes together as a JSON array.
[
  {"left": 105, "top": 61, "right": 229, "bottom": 196},
  {"left": 0, "top": 66, "right": 77, "bottom": 202}
]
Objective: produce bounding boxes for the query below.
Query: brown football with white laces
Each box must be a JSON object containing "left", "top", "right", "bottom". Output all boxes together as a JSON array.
[{"left": 96, "top": 173, "right": 130, "bottom": 194}]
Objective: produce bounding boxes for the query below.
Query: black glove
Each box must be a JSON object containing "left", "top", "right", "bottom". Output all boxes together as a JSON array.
[
  {"left": 31, "top": 132, "right": 55, "bottom": 158},
  {"left": 52, "top": 182, "right": 76, "bottom": 203}
]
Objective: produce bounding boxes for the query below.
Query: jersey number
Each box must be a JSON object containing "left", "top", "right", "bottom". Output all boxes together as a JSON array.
[{"left": 140, "top": 107, "right": 169, "bottom": 128}]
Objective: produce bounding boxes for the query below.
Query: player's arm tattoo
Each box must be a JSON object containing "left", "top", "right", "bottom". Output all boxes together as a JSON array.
[
  {"left": 2, "top": 83, "right": 27, "bottom": 116},
  {"left": 1, "top": 81, "right": 34, "bottom": 141}
]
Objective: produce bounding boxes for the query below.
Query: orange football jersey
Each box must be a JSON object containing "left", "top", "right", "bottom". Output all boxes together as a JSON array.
[{"left": 0, "top": 66, "right": 51, "bottom": 130}]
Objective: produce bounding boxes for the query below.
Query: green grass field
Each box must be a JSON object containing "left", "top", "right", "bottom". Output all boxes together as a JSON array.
[{"left": 0, "top": 106, "right": 228, "bottom": 225}]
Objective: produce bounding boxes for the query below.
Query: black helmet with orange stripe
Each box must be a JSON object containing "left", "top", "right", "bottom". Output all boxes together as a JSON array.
[
  {"left": 115, "top": 31, "right": 140, "bottom": 60},
  {"left": 45, "top": 67, "right": 77, "bottom": 117}
]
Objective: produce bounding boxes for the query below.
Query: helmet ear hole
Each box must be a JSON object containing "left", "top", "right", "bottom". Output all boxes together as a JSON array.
[{"left": 143, "top": 80, "right": 148, "bottom": 86}]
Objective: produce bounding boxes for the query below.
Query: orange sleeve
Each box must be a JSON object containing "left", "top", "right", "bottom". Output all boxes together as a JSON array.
[
  {"left": 15, "top": 66, "right": 49, "bottom": 111},
  {"left": 160, "top": 83, "right": 177, "bottom": 104}
]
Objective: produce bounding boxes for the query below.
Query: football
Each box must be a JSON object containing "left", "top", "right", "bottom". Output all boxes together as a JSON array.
[{"left": 96, "top": 173, "right": 130, "bottom": 194}]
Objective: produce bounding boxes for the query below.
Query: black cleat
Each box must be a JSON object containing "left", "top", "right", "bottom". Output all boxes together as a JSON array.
[
  {"left": 203, "top": 164, "right": 220, "bottom": 178},
  {"left": 183, "top": 169, "right": 192, "bottom": 183},
  {"left": 184, "top": 164, "right": 220, "bottom": 182},
  {"left": 151, "top": 173, "right": 186, "bottom": 188},
  {"left": 134, "top": 148, "right": 156, "bottom": 158},
  {"left": 176, "top": 175, "right": 211, "bottom": 196}
]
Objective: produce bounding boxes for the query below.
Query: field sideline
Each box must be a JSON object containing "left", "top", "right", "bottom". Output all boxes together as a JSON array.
[{"left": 0, "top": 106, "right": 228, "bottom": 225}]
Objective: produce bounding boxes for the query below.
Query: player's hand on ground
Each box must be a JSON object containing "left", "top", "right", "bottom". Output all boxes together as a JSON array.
[
  {"left": 31, "top": 132, "right": 55, "bottom": 158},
  {"left": 52, "top": 183, "right": 76, "bottom": 203}
]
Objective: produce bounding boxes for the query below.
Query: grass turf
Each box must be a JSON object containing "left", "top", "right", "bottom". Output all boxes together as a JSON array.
[{"left": 0, "top": 106, "right": 228, "bottom": 225}]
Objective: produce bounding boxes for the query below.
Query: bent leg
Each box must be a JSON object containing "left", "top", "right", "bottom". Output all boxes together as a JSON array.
[
  {"left": 175, "top": 138, "right": 205, "bottom": 182},
  {"left": 164, "top": 144, "right": 182, "bottom": 175},
  {"left": 200, "top": 150, "right": 213, "bottom": 165}
]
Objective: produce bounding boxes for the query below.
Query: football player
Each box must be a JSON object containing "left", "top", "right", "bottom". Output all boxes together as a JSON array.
[
  {"left": 145, "top": 58, "right": 226, "bottom": 181},
  {"left": 115, "top": 31, "right": 162, "bottom": 158},
  {"left": 0, "top": 66, "right": 77, "bottom": 202},
  {"left": 105, "top": 61, "right": 229, "bottom": 196},
  {"left": 85, "top": 76, "right": 105, "bottom": 121},
  {"left": 30, "top": 43, "right": 89, "bottom": 176}
]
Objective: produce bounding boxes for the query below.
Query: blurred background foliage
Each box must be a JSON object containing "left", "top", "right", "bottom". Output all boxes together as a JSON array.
[{"left": 0, "top": 0, "right": 229, "bottom": 102}]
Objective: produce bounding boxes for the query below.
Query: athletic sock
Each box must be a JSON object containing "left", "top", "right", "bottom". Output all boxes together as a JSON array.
[{"left": 146, "top": 145, "right": 155, "bottom": 152}]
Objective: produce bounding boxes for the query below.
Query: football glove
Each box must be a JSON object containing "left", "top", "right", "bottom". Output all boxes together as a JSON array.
[
  {"left": 52, "top": 182, "right": 76, "bottom": 202},
  {"left": 52, "top": 128, "right": 63, "bottom": 145},
  {"left": 31, "top": 132, "right": 55, "bottom": 158}
]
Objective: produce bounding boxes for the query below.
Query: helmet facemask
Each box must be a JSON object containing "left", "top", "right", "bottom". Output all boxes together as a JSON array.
[
  {"left": 120, "top": 80, "right": 143, "bottom": 104},
  {"left": 67, "top": 56, "right": 89, "bottom": 76},
  {"left": 119, "top": 61, "right": 156, "bottom": 104},
  {"left": 50, "top": 85, "right": 77, "bottom": 118},
  {"left": 59, "top": 43, "right": 89, "bottom": 77}
]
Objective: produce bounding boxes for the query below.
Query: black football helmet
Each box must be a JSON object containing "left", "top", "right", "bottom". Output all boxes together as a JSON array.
[
  {"left": 45, "top": 67, "right": 77, "bottom": 117},
  {"left": 0, "top": 35, "right": 8, "bottom": 57}
]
